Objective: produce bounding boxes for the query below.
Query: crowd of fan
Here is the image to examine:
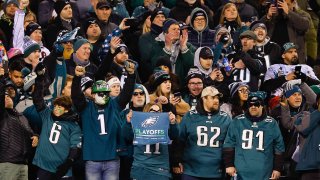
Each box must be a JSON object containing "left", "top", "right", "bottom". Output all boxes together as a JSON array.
[{"left": 0, "top": 0, "right": 320, "bottom": 179}]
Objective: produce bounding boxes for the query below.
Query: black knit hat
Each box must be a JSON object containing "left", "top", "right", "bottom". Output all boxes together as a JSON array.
[
  {"left": 162, "top": 18, "right": 178, "bottom": 33},
  {"left": 186, "top": 67, "right": 204, "bottom": 83},
  {"left": 114, "top": 44, "right": 128, "bottom": 55},
  {"left": 191, "top": 8, "right": 206, "bottom": 24},
  {"left": 155, "top": 56, "right": 172, "bottom": 71},
  {"left": 25, "top": 22, "right": 41, "bottom": 36},
  {"left": 150, "top": 7, "right": 165, "bottom": 22},
  {"left": 152, "top": 69, "right": 171, "bottom": 89},
  {"left": 54, "top": 0, "right": 71, "bottom": 16},
  {"left": 82, "top": 18, "right": 101, "bottom": 35}
]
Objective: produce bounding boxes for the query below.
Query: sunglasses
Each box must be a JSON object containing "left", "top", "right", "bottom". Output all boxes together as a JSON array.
[
  {"left": 133, "top": 92, "right": 145, "bottom": 96},
  {"left": 97, "top": 92, "right": 109, "bottom": 97},
  {"left": 248, "top": 101, "right": 261, "bottom": 107},
  {"left": 149, "top": 109, "right": 160, "bottom": 113}
]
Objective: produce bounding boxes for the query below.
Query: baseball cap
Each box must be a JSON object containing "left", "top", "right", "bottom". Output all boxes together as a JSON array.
[
  {"left": 199, "top": 47, "right": 213, "bottom": 59},
  {"left": 201, "top": 86, "right": 222, "bottom": 98},
  {"left": 239, "top": 30, "right": 257, "bottom": 40}
]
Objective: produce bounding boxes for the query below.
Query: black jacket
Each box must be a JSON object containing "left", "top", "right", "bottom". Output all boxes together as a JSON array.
[{"left": 0, "top": 77, "right": 35, "bottom": 164}]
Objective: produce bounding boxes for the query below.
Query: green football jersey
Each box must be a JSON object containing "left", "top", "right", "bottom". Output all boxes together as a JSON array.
[
  {"left": 33, "top": 108, "right": 82, "bottom": 173},
  {"left": 179, "top": 110, "right": 232, "bottom": 178},
  {"left": 224, "top": 115, "right": 285, "bottom": 180}
]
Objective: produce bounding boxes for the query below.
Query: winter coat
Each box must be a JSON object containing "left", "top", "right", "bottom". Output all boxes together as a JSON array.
[
  {"left": 0, "top": 77, "right": 35, "bottom": 164},
  {"left": 150, "top": 33, "right": 195, "bottom": 87},
  {"left": 261, "top": 8, "right": 310, "bottom": 64},
  {"left": 188, "top": 8, "right": 215, "bottom": 48}
]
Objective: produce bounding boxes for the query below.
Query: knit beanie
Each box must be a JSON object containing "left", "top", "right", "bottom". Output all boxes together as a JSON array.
[
  {"left": 186, "top": 67, "right": 204, "bottom": 83},
  {"left": 150, "top": 8, "right": 165, "bottom": 22},
  {"left": 81, "top": 76, "right": 93, "bottom": 92},
  {"left": 23, "top": 36, "right": 41, "bottom": 58},
  {"left": 228, "top": 81, "right": 249, "bottom": 97},
  {"left": 250, "top": 21, "right": 266, "bottom": 32},
  {"left": 284, "top": 85, "right": 302, "bottom": 98},
  {"left": 114, "top": 44, "right": 128, "bottom": 55},
  {"left": 162, "top": 18, "right": 178, "bottom": 33},
  {"left": 134, "top": 83, "right": 145, "bottom": 93},
  {"left": 248, "top": 91, "right": 266, "bottom": 104},
  {"left": 106, "top": 77, "right": 121, "bottom": 87},
  {"left": 82, "top": 18, "right": 101, "bottom": 35},
  {"left": 73, "top": 37, "right": 91, "bottom": 52},
  {"left": 191, "top": 8, "right": 206, "bottom": 25},
  {"left": 3, "top": 0, "right": 19, "bottom": 11},
  {"left": 25, "top": 22, "right": 41, "bottom": 36},
  {"left": 155, "top": 56, "right": 172, "bottom": 71},
  {"left": 153, "top": 69, "right": 171, "bottom": 89},
  {"left": 54, "top": 0, "right": 71, "bottom": 16}
]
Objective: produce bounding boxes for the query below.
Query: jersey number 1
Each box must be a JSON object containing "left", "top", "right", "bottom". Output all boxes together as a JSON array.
[{"left": 98, "top": 114, "right": 108, "bottom": 135}]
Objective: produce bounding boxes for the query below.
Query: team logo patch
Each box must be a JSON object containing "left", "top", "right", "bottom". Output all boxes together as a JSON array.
[{"left": 141, "top": 116, "right": 159, "bottom": 128}]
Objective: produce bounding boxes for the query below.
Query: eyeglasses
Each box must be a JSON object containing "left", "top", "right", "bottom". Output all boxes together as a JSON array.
[
  {"left": 194, "top": 18, "right": 206, "bottom": 22},
  {"left": 133, "top": 92, "right": 145, "bottom": 96},
  {"left": 188, "top": 82, "right": 203, "bottom": 86},
  {"left": 149, "top": 109, "right": 160, "bottom": 113},
  {"left": 248, "top": 101, "right": 261, "bottom": 107},
  {"left": 238, "top": 89, "right": 250, "bottom": 94}
]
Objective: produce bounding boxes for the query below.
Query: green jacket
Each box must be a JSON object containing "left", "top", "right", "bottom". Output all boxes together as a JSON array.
[{"left": 150, "top": 34, "right": 195, "bottom": 87}]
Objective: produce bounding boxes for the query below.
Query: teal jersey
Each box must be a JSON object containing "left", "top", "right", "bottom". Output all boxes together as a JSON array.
[
  {"left": 33, "top": 107, "right": 82, "bottom": 173},
  {"left": 81, "top": 99, "right": 123, "bottom": 161},
  {"left": 49, "top": 59, "right": 67, "bottom": 98},
  {"left": 224, "top": 115, "right": 285, "bottom": 180},
  {"left": 122, "top": 122, "right": 179, "bottom": 178},
  {"left": 131, "top": 143, "right": 171, "bottom": 178},
  {"left": 179, "top": 110, "right": 232, "bottom": 178}
]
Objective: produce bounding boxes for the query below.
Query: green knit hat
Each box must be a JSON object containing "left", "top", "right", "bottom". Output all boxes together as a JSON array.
[
  {"left": 23, "top": 36, "right": 41, "bottom": 58},
  {"left": 73, "top": 37, "right": 92, "bottom": 52}
]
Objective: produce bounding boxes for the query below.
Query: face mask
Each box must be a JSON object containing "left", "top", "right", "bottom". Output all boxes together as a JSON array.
[{"left": 94, "top": 92, "right": 109, "bottom": 105}]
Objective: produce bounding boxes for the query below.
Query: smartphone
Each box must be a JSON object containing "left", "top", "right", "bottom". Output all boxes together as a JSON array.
[
  {"left": 294, "top": 66, "right": 301, "bottom": 75},
  {"left": 125, "top": 18, "right": 138, "bottom": 27},
  {"left": 174, "top": 92, "right": 181, "bottom": 98}
]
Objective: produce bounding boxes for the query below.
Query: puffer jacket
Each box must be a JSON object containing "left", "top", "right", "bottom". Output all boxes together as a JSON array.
[
  {"left": 188, "top": 8, "right": 215, "bottom": 48},
  {"left": 0, "top": 77, "right": 35, "bottom": 164}
]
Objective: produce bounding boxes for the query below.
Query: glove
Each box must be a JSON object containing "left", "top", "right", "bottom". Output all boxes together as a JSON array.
[
  {"left": 282, "top": 79, "right": 301, "bottom": 91},
  {"left": 54, "top": 159, "right": 73, "bottom": 180},
  {"left": 53, "top": 42, "right": 64, "bottom": 57},
  {"left": 219, "top": 33, "right": 230, "bottom": 44},
  {"left": 34, "top": 62, "right": 46, "bottom": 76}
]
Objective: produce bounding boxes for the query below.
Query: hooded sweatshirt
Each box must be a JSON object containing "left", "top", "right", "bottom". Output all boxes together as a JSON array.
[{"left": 188, "top": 8, "right": 215, "bottom": 48}]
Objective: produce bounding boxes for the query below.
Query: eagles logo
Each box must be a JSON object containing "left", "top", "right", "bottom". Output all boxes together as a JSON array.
[{"left": 141, "top": 116, "right": 159, "bottom": 128}]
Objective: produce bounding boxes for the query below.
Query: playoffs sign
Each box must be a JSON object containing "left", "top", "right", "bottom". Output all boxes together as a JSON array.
[{"left": 131, "top": 111, "right": 169, "bottom": 145}]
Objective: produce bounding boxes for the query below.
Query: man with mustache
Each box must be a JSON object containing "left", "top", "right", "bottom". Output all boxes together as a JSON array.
[{"left": 263, "top": 42, "right": 320, "bottom": 99}]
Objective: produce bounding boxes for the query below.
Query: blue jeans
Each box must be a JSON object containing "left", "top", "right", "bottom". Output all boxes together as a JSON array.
[{"left": 85, "top": 160, "right": 120, "bottom": 180}]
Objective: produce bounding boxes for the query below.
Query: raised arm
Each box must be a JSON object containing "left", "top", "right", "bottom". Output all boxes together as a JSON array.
[{"left": 71, "top": 66, "right": 87, "bottom": 112}]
